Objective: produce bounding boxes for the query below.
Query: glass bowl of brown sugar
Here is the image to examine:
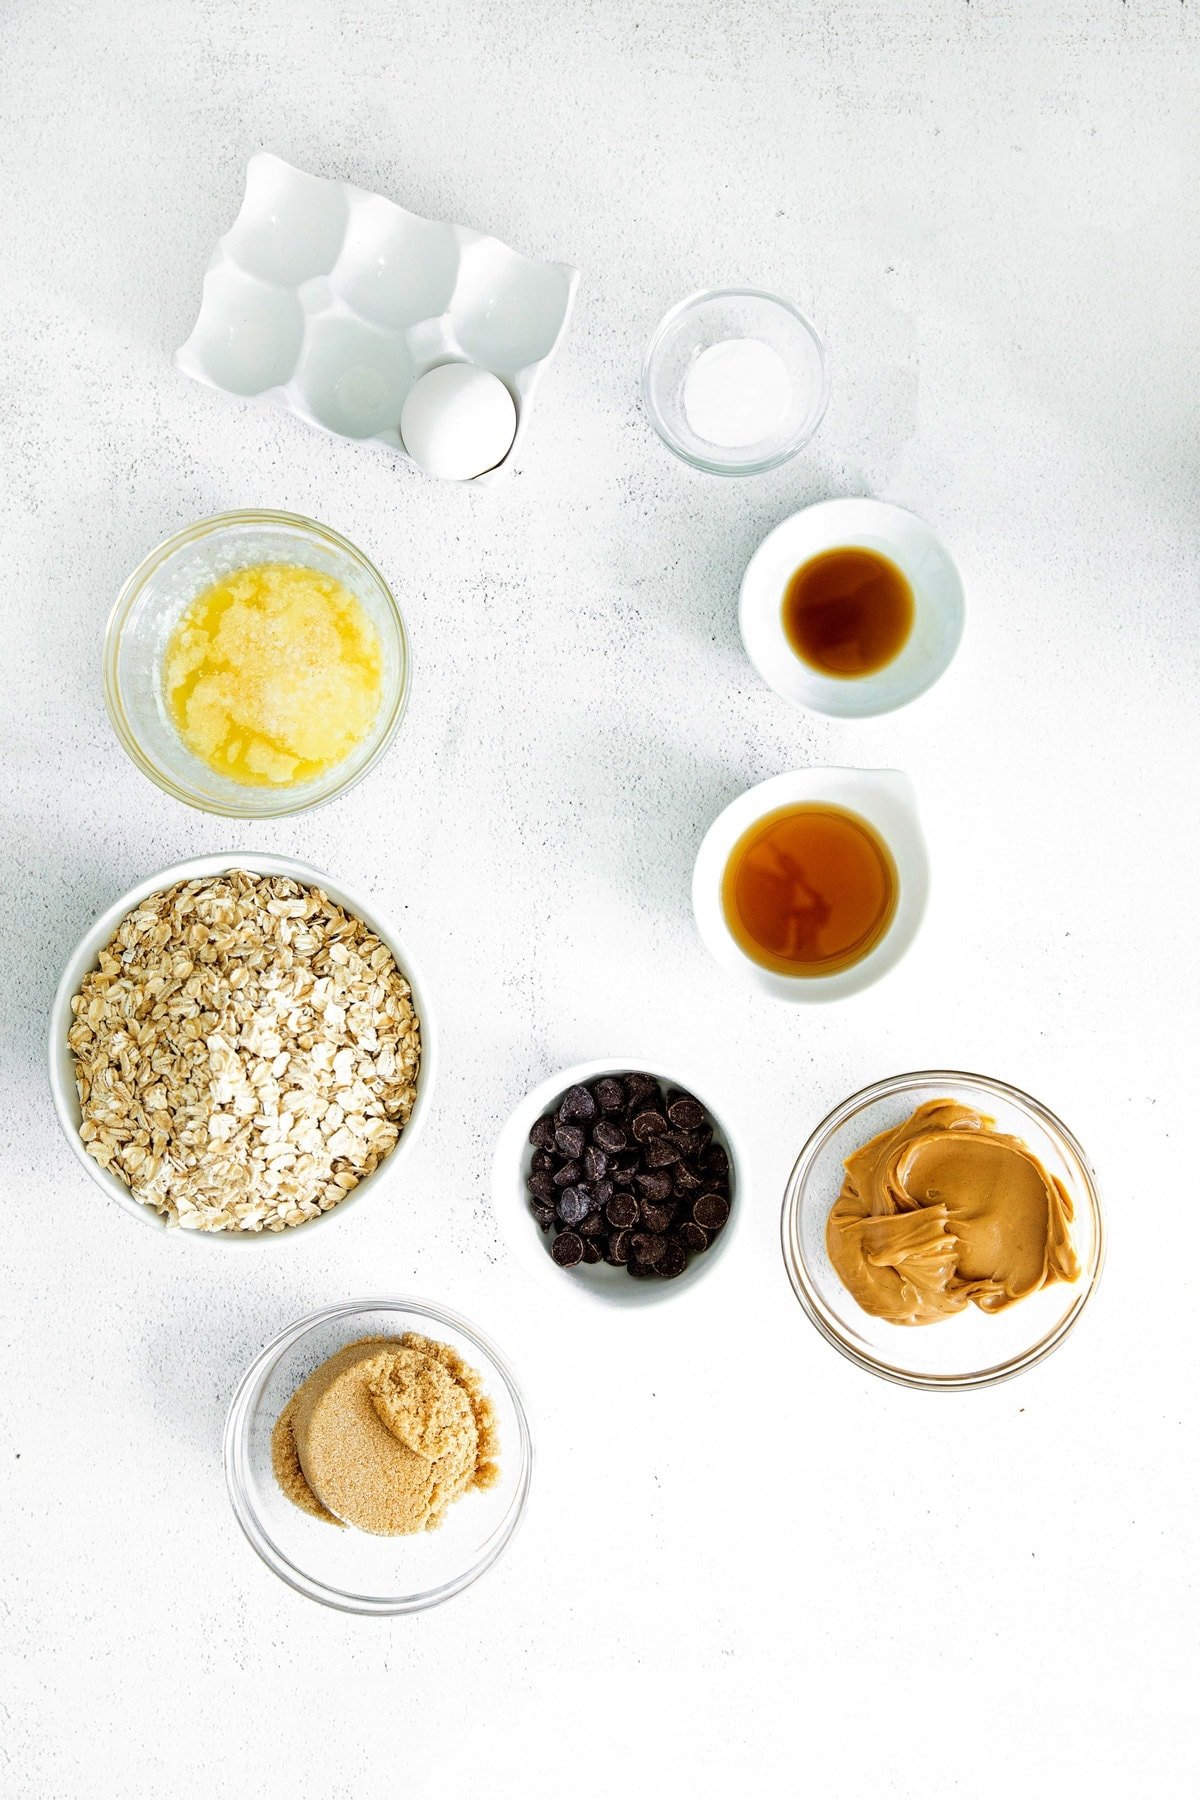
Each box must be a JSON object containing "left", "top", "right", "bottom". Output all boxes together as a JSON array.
[{"left": 224, "top": 1297, "right": 533, "bottom": 1612}]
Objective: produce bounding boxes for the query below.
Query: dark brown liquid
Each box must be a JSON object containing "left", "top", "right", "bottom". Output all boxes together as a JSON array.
[
  {"left": 782, "top": 546, "right": 913, "bottom": 677},
  {"left": 721, "top": 804, "right": 898, "bottom": 977}
]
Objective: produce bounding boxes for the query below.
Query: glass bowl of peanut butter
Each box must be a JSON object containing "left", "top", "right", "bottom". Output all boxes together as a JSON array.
[{"left": 781, "top": 1071, "right": 1104, "bottom": 1389}]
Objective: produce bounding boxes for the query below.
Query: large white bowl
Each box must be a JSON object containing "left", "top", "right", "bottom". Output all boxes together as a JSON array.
[
  {"left": 692, "top": 768, "right": 929, "bottom": 1003},
  {"left": 48, "top": 853, "right": 438, "bottom": 1242},
  {"left": 491, "top": 1058, "right": 745, "bottom": 1309},
  {"left": 739, "top": 498, "right": 965, "bottom": 717}
]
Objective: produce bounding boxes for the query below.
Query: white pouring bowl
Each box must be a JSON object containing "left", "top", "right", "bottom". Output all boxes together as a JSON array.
[
  {"left": 739, "top": 498, "right": 965, "bottom": 717},
  {"left": 692, "top": 768, "right": 929, "bottom": 1002},
  {"left": 491, "top": 1058, "right": 745, "bottom": 1309},
  {"left": 48, "top": 853, "right": 438, "bottom": 1242}
]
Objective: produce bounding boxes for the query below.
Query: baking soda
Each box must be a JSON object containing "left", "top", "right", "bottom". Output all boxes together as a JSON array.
[{"left": 682, "top": 337, "right": 791, "bottom": 448}]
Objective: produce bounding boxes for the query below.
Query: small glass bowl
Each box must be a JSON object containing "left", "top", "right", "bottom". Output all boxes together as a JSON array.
[
  {"left": 104, "top": 509, "right": 410, "bottom": 818},
  {"left": 642, "top": 287, "right": 829, "bottom": 475},
  {"left": 781, "top": 1072, "right": 1105, "bottom": 1390},
  {"left": 224, "top": 1298, "right": 533, "bottom": 1613}
]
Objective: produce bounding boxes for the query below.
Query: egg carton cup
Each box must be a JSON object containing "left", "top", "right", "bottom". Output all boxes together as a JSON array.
[{"left": 176, "top": 153, "right": 579, "bottom": 484}]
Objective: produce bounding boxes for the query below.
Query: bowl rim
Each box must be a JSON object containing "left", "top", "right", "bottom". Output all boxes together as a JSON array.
[
  {"left": 691, "top": 768, "right": 930, "bottom": 1003},
  {"left": 223, "top": 1295, "right": 534, "bottom": 1614},
  {"left": 491, "top": 1056, "right": 745, "bottom": 1308},
  {"left": 738, "top": 497, "right": 967, "bottom": 718},
  {"left": 102, "top": 507, "right": 412, "bottom": 819},
  {"left": 780, "top": 1068, "right": 1106, "bottom": 1391},
  {"left": 47, "top": 851, "right": 437, "bottom": 1245},
  {"left": 641, "top": 285, "right": 831, "bottom": 476}
]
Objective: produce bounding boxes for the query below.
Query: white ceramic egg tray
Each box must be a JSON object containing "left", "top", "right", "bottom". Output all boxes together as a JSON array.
[{"left": 177, "top": 153, "right": 579, "bottom": 485}]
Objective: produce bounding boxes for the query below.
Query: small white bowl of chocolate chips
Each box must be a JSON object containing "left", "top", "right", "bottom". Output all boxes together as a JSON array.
[{"left": 491, "top": 1059, "right": 744, "bottom": 1307}]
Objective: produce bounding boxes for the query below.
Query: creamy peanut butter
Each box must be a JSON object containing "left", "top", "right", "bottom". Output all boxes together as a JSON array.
[{"left": 826, "top": 1100, "right": 1080, "bottom": 1326}]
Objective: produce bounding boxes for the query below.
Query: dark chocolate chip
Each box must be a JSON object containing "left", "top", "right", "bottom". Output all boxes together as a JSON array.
[
  {"left": 606, "top": 1192, "right": 638, "bottom": 1229},
  {"left": 693, "top": 1192, "right": 730, "bottom": 1231},
  {"left": 551, "top": 1231, "right": 584, "bottom": 1267},
  {"left": 640, "top": 1201, "right": 675, "bottom": 1234},
  {"left": 556, "top": 1186, "right": 590, "bottom": 1227},
  {"left": 558, "top": 1083, "right": 597, "bottom": 1123},
  {"left": 538, "top": 1072, "right": 726, "bottom": 1283},
  {"left": 623, "top": 1072, "right": 659, "bottom": 1107},
  {"left": 657, "top": 1239, "right": 687, "bottom": 1278},
  {"left": 529, "top": 1113, "right": 557, "bottom": 1150},
  {"left": 631, "top": 1108, "right": 668, "bottom": 1142},
  {"left": 666, "top": 1091, "right": 706, "bottom": 1132},
  {"left": 593, "top": 1077, "right": 627, "bottom": 1113},
  {"left": 630, "top": 1231, "right": 666, "bottom": 1267},
  {"left": 582, "top": 1144, "right": 608, "bottom": 1183},
  {"left": 592, "top": 1119, "right": 628, "bottom": 1153},
  {"left": 634, "top": 1170, "right": 672, "bottom": 1202},
  {"left": 554, "top": 1121, "right": 585, "bottom": 1159},
  {"left": 605, "top": 1229, "right": 630, "bottom": 1266}
]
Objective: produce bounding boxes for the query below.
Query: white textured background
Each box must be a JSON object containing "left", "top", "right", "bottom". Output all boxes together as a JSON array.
[{"left": 3, "top": 2, "right": 1198, "bottom": 1795}]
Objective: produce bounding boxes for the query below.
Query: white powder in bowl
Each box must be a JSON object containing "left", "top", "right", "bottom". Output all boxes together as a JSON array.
[{"left": 682, "top": 338, "right": 791, "bottom": 448}]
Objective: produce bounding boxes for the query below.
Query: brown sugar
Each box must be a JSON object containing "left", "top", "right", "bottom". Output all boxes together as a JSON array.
[
  {"left": 270, "top": 1334, "right": 500, "bottom": 1535},
  {"left": 270, "top": 1390, "right": 342, "bottom": 1525}
]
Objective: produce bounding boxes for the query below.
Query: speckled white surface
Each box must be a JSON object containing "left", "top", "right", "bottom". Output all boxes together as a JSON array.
[{"left": 3, "top": 3, "right": 1198, "bottom": 1795}]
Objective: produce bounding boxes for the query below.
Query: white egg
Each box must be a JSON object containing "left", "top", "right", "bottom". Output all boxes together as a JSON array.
[{"left": 399, "top": 362, "right": 517, "bottom": 481}]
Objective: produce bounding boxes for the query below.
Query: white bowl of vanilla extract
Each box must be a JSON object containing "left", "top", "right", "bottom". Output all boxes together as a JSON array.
[
  {"left": 691, "top": 768, "right": 929, "bottom": 1002},
  {"left": 738, "top": 497, "right": 965, "bottom": 718}
]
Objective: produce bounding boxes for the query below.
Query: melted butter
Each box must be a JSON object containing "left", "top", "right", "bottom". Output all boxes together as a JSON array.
[
  {"left": 826, "top": 1100, "right": 1080, "bottom": 1326},
  {"left": 164, "top": 563, "right": 383, "bottom": 787}
]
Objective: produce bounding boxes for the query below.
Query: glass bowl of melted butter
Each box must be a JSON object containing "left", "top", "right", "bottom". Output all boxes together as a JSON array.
[
  {"left": 105, "top": 510, "right": 410, "bottom": 817},
  {"left": 781, "top": 1071, "right": 1105, "bottom": 1389}
]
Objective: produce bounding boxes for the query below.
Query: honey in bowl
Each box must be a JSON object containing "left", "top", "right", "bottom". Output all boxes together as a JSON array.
[
  {"left": 721, "top": 803, "right": 898, "bottom": 977},
  {"left": 782, "top": 546, "right": 913, "bottom": 678}
]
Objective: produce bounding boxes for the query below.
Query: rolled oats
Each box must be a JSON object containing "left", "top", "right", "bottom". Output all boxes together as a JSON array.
[{"left": 67, "top": 870, "right": 421, "bottom": 1232}]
